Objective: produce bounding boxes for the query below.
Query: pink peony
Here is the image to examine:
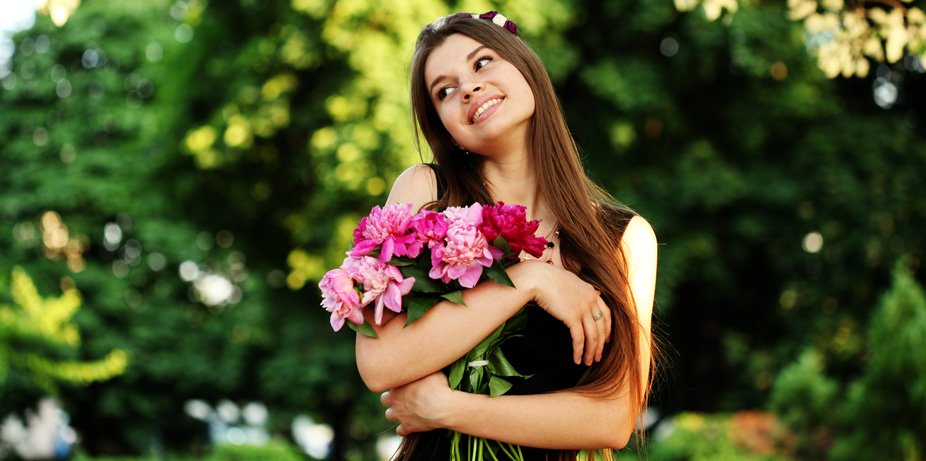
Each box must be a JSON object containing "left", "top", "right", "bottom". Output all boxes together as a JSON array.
[
  {"left": 344, "top": 256, "right": 416, "bottom": 325},
  {"left": 351, "top": 203, "right": 421, "bottom": 262},
  {"left": 319, "top": 267, "right": 363, "bottom": 332},
  {"left": 480, "top": 202, "right": 547, "bottom": 258},
  {"left": 410, "top": 210, "right": 449, "bottom": 250},
  {"left": 442, "top": 203, "right": 484, "bottom": 227},
  {"left": 429, "top": 223, "right": 502, "bottom": 288}
]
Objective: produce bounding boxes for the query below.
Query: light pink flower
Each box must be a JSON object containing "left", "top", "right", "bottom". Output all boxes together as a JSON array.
[
  {"left": 351, "top": 203, "right": 420, "bottom": 262},
  {"left": 319, "top": 267, "right": 363, "bottom": 332},
  {"left": 344, "top": 256, "right": 416, "bottom": 325},
  {"left": 442, "top": 203, "right": 484, "bottom": 227},
  {"left": 429, "top": 223, "right": 502, "bottom": 288}
]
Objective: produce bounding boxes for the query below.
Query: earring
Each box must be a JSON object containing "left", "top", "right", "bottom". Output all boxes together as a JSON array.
[{"left": 453, "top": 140, "right": 470, "bottom": 155}]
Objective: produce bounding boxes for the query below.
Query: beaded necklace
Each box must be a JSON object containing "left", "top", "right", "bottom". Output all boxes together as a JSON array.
[{"left": 519, "top": 226, "right": 559, "bottom": 265}]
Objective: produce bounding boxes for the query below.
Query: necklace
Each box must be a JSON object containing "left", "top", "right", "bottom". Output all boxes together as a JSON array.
[{"left": 519, "top": 226, "right": 559, "bottom": 265}]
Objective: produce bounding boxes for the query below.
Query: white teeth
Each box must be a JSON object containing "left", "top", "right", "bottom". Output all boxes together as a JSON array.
[{"left": 472, "top": 98, "right": 502, "bottom": 123}]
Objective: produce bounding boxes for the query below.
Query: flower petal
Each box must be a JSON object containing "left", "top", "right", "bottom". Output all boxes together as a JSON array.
[
  {"left": 380, "top": 238, "right": 395, "bottom": 262},
  {"left": 458, "top": 265, "right": 483, "bottom": 288},
  {"left": 347, "top": 306, "right": 364, "bottom": 325},
  {"left": 330, "top": 313, "right": 345, "bottom": 332}
]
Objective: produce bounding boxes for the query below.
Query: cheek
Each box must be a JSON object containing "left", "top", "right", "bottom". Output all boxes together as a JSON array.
[
  {"left": 437, "top": 106, "right": 464, "bottom": 137},
  {"left": 515, "top": 76, "right": 535, "bottom": 114}
]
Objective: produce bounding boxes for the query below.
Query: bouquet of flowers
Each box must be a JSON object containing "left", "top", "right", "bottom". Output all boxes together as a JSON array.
[{"left": 319, "top": 201, "right": 549, "bottom": 461}]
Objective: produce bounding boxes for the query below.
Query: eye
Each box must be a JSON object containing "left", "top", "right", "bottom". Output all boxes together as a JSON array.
[
  {"left": 436, "top": 86, "right": 456, "bottom": 101},
  {"left": 475, "top": 55, "right": 493, "bottom": 70}
]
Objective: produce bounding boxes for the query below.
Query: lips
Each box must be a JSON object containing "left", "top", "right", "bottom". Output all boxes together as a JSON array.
[{"left": 468, "top": 96, "right": 504, "bottom": 124}]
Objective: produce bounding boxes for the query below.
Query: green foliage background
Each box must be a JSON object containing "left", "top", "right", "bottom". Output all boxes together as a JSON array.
[{"left": 1, "top": 0, "right": 924, "bottom": 459}]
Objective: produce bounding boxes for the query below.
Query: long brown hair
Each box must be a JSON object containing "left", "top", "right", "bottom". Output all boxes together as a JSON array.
[{"left": 401, "top": 13, "right": 657, "bottom": 460}]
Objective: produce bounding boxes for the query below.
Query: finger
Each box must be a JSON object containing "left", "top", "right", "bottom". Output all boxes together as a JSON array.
[
  {"left": 601, "top": 299, "right": 613, "bottom": 343},
  {"left": 380, "top": 391, "right": 391, "bottom": 407},
  {"left": 384, "top": 407, "right": 396, "bottom": 422},
  {"left": 569, "top": 322, "right": 585, "bottom": 365},
  {"left": 582, "top": 314, "right": 599, "bottom": 366},
  {"left": 396, "top": 423, "right": 407, "bottom": 437},
  {"left": 595, "top": 300, "right": 610, "bottom": 361}
]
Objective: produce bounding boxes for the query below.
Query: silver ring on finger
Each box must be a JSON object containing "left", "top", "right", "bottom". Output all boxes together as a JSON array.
[{"left": 593, "top": 310, "right": 603, "bottom": 321}]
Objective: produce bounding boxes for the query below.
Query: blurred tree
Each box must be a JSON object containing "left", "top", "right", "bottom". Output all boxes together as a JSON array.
[
  {"left": 768, "top": 349, "right": 839, "bottom": 458},
  {"left": 769, "top": 261, "right": 926, "bottom": 460},
  {"left": 676, "top": 0, "right": 926, "bottom": 78},
  {"left": 829, "top": 261, "right": 926, "bottom": 460},
  {"left": 0, "top": 266, "right": 127, "bottom": 412},
  {"left": 0, "top": 0, "right": 283, "bottom": 454}
]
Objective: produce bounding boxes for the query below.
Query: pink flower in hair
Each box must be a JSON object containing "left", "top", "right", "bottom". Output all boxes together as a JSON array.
[
  {"left": 429, "top": 222, "right": 502, "bottom": 288},
  {"left": 351, "top": 203, "right": 421, "bottom": 261},
  {"left": 319, "top": 267, "right": 363, "bottom": 332},
  {"left": 344, "top": 256, "right": 416, "bottom": 325}
]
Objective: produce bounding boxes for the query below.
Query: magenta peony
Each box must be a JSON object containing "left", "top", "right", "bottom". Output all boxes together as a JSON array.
[
  {"left": 351, "top": 203, "right": 421, "bottom": 262},
  {"left": 410, "top": 209, "right": 449, "bottom": 250},
  {"left": 480, "top": 202, "right": 547, "bottom": 258}
]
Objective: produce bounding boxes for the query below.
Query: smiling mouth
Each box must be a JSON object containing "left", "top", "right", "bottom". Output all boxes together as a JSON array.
[{"left": 471, "top": 98, "right": 504, "bottom": 124}]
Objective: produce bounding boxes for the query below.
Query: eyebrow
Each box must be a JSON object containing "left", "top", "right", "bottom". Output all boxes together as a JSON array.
[{"left": 428, "top": 45, "right": 489, "bottom": 95}]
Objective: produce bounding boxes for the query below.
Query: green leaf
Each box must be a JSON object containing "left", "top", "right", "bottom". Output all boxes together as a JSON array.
[
  {"left": 441, "top": 290, "right": 465, "bottom": 305},
  {"left": 448, "top": 358, "right": 465, "bottom": 390},
  {"left": 490, "top": 348, "right": 533, "bottom": 380},
  {"left": 488, "top": 376, "right": 513, "bottom": 397},
  {"left": 390, "top": 257, "right": 415, "bottom": 267},
  {"left": 485, "top": 260, "right": 515, "bottom": 288},
  {"left": 493, "top": 236, "right": 512, "bottom": 257},
  {"left": 505, "top": 308, "right": 531, "bottom": 331},
  {"left": 470, "top": 325, "right": 504, "bottom": 357},
  {"left": 347, "top": 321, "right": 378, "bottom": 338},
  {"left": 469, "top": 366, "right": 484, "bottom": 392},
  {"left": 402, "top": 266, "right": 446, "bottom": 293},
  {"left": 405, "top": 296, "right": 439, "bottom": 325}
]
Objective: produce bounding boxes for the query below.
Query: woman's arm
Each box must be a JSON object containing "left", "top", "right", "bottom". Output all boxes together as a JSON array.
[
  {"left": 356, "top": 165, "right": 611, "bottom": 392},
  {"left": 382, "top": 215, "right": 658, "bottom": 449},
  {"left": 388, "top": 375, "right": 637, "bottom": 450}
]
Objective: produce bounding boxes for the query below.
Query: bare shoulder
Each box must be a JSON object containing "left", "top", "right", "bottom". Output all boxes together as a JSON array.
[
  {"left": 620, "top": 215, "right": 657, "bottom": 254},
  {"left": 385, "top": 164, "right": 439, "bottom": 210},
  {"left": 620, "top": 216, "right": 657, "bottom": 323},
  {"left": 619, "top": 215, "right": 658, "bottom": 279}
]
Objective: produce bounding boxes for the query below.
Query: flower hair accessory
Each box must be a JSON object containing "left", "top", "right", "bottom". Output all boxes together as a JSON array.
[
  {"left": 425, "top": 11, "right": 519, "bottom": 36},
  {"left": 473, "top": 11, "right": 519, "bottom": 35}
]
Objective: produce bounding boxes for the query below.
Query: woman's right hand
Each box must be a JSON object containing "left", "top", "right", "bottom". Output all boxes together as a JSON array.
[{"left": 510, "top": 260, "right": 612, "bottom": 366}]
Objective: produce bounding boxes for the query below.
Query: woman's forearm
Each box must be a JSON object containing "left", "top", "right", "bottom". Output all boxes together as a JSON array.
[
  {"left": 443, "top": 387, "right": 635, "bottom": 450},
  {"left": 355, "top": 263, "right": 537, "bottom": 392}
]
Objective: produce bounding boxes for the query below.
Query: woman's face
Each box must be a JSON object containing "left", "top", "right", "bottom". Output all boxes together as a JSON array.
[{"left": 423, "top": 33, "right": 535, "bottom": 154}]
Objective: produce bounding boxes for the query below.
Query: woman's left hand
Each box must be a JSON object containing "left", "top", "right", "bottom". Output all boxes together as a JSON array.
[{"left": 381, "top": 372, "right": 455, "bottom": 436}]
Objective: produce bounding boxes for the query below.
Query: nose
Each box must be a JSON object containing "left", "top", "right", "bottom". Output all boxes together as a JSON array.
[{"left": 460, "top": 82, "right": 483, "bottom": 102}]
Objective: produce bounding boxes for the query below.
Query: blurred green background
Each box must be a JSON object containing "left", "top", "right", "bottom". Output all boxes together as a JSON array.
[{"left": 1, "top": 0, "right": 924, "bottom": 460}]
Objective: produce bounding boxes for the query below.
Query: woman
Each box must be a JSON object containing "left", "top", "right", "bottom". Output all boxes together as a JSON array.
[{"left": 354, "top": 11, "right": 658, "bottom": 460}]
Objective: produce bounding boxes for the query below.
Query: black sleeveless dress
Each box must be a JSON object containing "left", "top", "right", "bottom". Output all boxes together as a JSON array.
[{"left": 398, "top": 165, "right": 635, "bottom": 461}]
